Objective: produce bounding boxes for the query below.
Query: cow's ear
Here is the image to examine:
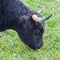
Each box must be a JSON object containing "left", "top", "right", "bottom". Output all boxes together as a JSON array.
[{"left": 19, "top": 15, "right": 29, "bottom": 24}]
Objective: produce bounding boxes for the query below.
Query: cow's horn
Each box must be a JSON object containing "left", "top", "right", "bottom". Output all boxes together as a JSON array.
[
  {"left": 32, "top": 14, "right": 52, "bottom": 22},
  {"left": 37, "top": 8, "right": 44, "bottom": 13}
]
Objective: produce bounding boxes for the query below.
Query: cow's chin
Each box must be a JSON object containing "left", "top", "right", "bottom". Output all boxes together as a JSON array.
[
  {"left": 27, "top": 40, "right": 43, "bottom": 50},
  {"left": 28, "top": 44, "right": 43, "bottom": 50},
  {"left": 21, "top": 38, "right": 43, "bottom": 50}
]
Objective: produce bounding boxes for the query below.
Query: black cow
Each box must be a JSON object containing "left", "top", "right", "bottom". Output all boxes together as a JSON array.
[{"left": 0, "top": 0, "right": 52, "bottom": 49}]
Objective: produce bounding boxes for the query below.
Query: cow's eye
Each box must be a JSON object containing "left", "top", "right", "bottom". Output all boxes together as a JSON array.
[
  {"left": 40, "top": 28, "right": 44, "bottom": 33},
  {"left": 34, "top": 29, "right": 40, "bottom": 35}
]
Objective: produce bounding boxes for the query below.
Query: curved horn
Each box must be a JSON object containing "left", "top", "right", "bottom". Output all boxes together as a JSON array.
[
  {"left": 42, "top": 14, "right": 52, "bottom": 21},
  {"left": 37, "top": 8, "right": 45, "bottom": 13},
  {"left": 32, "top": 14, "right": 52, "bottom": 22}
]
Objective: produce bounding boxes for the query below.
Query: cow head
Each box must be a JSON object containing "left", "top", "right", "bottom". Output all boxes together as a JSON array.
[{"left": 15, "top": 9, "right": 52, "bottom": 50}]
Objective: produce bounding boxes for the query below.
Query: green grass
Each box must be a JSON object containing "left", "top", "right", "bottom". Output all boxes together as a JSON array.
[{"left": 0, "top": 0, "right": 60, "bottom": 60}]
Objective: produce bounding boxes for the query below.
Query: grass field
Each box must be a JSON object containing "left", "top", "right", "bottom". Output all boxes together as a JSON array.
[{"left": 0, "top": 0, "right": 60, "bottom": 60}]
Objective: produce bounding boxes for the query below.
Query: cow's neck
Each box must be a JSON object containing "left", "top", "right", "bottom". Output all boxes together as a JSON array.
[{"left": 0, "top": 0, "right": 35, "bottom": 31}]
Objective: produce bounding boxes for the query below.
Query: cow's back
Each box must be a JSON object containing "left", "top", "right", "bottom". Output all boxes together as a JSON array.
[{"left": 0, "top": 0, "right": 30, "bottom": 21}]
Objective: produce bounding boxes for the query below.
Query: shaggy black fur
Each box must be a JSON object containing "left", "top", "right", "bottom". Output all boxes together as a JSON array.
[{"left": 0, "top": 0, "right": 45, "bottom": 49}]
